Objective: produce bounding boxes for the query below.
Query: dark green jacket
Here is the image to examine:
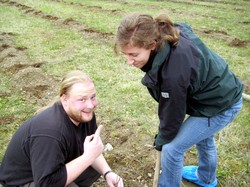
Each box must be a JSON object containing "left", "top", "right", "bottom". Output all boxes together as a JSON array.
[{"left": 141, "top": 23, "right": 244, "bottom": 142}]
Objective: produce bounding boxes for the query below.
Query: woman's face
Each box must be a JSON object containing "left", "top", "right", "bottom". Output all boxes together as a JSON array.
[{"left": 121, "top": 44, "right": 156, "bottom": 69}]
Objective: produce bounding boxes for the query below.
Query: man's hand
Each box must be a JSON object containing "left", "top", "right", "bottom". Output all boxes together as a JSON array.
[
  {"left": 84, "top": 125, "right": 104, "bottom": 159},
  {"left": 105, "top": 171, "right": 124, "bottom": 187},
  {"left": 65, "top": 125, "right": 104, "bottom": 185}
]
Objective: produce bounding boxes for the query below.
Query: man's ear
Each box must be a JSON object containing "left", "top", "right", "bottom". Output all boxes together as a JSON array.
[{"left": 60, "top": 94, "right": 68, "bottom": 106}]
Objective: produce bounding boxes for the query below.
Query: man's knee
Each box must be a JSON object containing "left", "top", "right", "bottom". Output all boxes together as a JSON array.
[{"left": 74, "top": 167, "right": 101, "bottom": 187}]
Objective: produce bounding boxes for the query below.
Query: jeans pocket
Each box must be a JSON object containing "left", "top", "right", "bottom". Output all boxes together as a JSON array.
[{"left": 222, "top": 108, "right": 240, "bottom": 124}]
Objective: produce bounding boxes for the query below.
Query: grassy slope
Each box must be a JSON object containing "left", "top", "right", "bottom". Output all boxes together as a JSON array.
[{"left": 0, "top": 0, "right": 249, "bottom": 186}]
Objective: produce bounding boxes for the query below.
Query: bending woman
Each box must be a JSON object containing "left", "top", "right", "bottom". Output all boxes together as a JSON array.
[{"left": 114, "top": 13, "right": 244, "bottom": 187}]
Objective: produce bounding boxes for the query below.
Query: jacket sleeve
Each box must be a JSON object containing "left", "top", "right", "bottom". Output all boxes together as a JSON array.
[
  {"left": 158, "top": 78, "right": 188, "bottom": 142},
  {"left": 157, "top": 38, "right": 198, "bottom": 142}
]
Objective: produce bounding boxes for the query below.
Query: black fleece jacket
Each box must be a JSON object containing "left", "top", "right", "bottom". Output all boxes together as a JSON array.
[{"left": 141, "top": 23, "right": 244, "bottom": 142}]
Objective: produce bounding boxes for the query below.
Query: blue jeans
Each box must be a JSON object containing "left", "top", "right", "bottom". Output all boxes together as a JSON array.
[{"left": 158, "top": 97, "right": 243, "bottom": 187}]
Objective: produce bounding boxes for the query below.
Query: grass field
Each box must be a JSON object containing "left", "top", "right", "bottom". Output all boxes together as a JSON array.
[{"left": 0, "top": 0, "right": 249, "bottom": 186}]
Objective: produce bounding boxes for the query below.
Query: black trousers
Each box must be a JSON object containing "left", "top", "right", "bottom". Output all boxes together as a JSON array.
[
  {"left": 3, "top": 167, "right": 101, "bottom": 187},
  {"left": 73, "top": 166, "right": 101, "bottom": 187}
]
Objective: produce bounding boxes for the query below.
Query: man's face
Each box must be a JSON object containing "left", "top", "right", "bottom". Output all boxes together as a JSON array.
[
  {"left": 121, "top": 44, "right": 155, "bottom": 69},
  {"left": 61, "top": 81, "right": 98, "bottom": 125}
]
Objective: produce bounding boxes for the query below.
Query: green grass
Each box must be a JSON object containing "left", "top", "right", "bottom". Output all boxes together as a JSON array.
[{"left": 0, "top": 0, "right": 249, "bottom": 186}]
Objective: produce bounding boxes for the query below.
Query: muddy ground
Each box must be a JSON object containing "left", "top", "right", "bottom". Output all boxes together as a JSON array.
[{"left": 0, "top": 0, "right": 249, "bottom": 186}]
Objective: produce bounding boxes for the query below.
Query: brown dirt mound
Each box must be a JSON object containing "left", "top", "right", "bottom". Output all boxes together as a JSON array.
[{"left": 0, "top": 32, "right": 57, "bottom": 107}]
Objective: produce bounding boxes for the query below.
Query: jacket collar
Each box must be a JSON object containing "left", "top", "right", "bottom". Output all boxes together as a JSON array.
[{"left": 141, "top": 43, "right": 171, "bottom": 89}]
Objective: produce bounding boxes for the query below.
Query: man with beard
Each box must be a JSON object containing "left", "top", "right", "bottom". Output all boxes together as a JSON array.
[{"left": 0, "top": 70, "right": 124, "bottom": 187}]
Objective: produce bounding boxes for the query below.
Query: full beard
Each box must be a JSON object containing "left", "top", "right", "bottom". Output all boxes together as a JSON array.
[{"left": 69, "top": 110, "right": 94, "bottom": 124}]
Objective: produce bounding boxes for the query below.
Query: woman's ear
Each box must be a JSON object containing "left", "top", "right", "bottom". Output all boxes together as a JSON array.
[{"left": 150, "top": 41, "right": 157, "bottom": 50}]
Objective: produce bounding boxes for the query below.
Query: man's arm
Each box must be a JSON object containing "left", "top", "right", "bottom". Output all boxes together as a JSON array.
[
  {"left": 91, "top": 154, "right": 111, "bottom": 175},
  {"left": 65, "top": 125, "right": 104, "bottom": 186},
  {"left": 91, "top": 154, "right": 124, "bottom": 187}
]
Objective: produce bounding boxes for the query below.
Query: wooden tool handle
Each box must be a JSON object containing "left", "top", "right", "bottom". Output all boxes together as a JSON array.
[{"left": 153, "top": 150, "right": 161, "bottom": 187}]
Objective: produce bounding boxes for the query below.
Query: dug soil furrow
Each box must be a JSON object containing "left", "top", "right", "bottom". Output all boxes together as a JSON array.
[
  {"left": 1, "top": 0, "right": 249, "bottom": 47},
  {"left": 49, "top": 0, "right": 124, "bottom": 14},
  {"left": 0, "top": 0, "right": 114, "bottom": 41},
  {"left": 0, "top": 32, "right": 58, "bottom": 108}
]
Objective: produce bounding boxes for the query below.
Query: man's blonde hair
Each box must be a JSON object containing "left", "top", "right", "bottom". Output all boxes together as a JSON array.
[
  {"left": 59, "top": 70, "right": 92, "bottom": 97},
  {"left": 36, "top": 70, "right": 92, "bottom": 114}
]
